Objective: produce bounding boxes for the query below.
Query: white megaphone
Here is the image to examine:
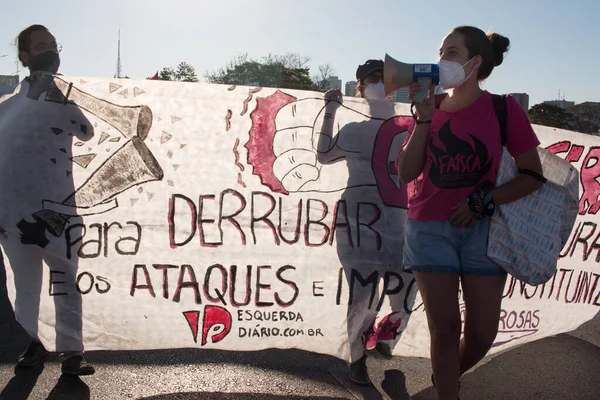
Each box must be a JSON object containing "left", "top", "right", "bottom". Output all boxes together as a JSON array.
[{"left": 384, "top": 54, "right": 439, "bottom": 103}]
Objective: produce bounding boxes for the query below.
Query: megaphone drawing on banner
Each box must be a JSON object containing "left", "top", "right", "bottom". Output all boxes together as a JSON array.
[
  {"left": 383, "top": 54, "right": 439, "bottom": 103},
  {"left": 16, "top": 77, "right": 164, "bottom": 248},
  {"left": 24, "top": 136, "right": 164, "bottom": 240}
]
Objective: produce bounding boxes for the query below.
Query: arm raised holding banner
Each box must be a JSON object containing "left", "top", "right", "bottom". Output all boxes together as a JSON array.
[
  {"left": 246, "top": 88, "right": 413, "bottom": 207},
  {"left": 267, "top": 92, "right": 381, "bottom": 193},
  {"left": 313, "top": 88, "right": 345, "bottom": 162}
]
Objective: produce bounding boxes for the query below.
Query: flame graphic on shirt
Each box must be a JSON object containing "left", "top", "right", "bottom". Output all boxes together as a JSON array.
[{"left": 428, "top": 120, "right": 492, "bottom": 189}]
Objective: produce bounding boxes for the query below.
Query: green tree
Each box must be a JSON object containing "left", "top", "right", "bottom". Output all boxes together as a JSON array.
[
  {"left": 528, "top": 103, "right": 570, "bottom": 129},
  {"left": 567, "top": 103, "right": 600, "bottom": 135},
  {"left": 158, "top": 67, "right": 176, "bottom": 81},
  {"left": 175, "top": 62, "right": 199, "bottom": 82},
  {"left": 204, "top": 53, "right": 323, "bottom": 91},
  {"left": 568, "top": 117, "right": 600, "bottom": 134},
  {"left": 157, "top": 63, "right": 198, "bottom": 82},
  {"left": 282, "top": 67, "right": 314, "bottom": 90}
]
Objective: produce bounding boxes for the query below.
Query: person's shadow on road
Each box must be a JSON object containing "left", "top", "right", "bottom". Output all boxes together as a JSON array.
[
  {"left": 46, "top": 375, "right": 90, "bottom": 400},
  {"left": 0, "top": 363, "right": 44, "bottom": 400}
]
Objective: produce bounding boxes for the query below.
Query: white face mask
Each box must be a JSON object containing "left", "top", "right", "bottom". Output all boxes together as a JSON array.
[
  {"left": 438, "top": 58, "right": 475, "bottom": 89},
  {"left": 364, "top": 82, "right": 387, "bottom": 100}
]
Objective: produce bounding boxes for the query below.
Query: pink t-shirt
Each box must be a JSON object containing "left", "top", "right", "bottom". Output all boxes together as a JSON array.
[{"left": 402, "top": 91, "right": 540, "bottom": 221}]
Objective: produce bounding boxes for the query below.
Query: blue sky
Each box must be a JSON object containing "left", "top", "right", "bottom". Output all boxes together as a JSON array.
[{"left": 0, "top": 0, "right": 597, "bottom": 107}]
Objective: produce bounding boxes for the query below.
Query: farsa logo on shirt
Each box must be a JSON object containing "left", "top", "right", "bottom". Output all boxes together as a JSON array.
[{"left": 428, "top": 120, "right": 493, "bottom": 189}]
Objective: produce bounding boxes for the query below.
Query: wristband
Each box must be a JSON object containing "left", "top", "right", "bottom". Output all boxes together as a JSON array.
[
  {"left": 410, "top": 102, "right": 432, "bottom": 125},
  {"left": 466, "top": 183, "right": 496, "bottom": 219}
]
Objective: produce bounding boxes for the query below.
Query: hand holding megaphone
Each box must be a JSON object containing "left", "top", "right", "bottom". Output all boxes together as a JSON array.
[
  {"left": 408, "top": 83, "right": 436, "bottom": 122},
  {"left": 383, "top": 54, "right": 439, "bottom": 103}
]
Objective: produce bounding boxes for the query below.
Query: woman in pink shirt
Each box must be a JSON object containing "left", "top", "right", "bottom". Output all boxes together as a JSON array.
[{"left": 396, "top": 26, "right": 544, "bottom": 399}]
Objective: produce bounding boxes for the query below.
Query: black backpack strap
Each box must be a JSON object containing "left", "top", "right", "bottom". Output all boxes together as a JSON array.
[
  {"left": 491, "top": 94, "right": 547, "bottom": 183},
  {"left": 491, "top": 94, "right": 508, "bottom": 147}
]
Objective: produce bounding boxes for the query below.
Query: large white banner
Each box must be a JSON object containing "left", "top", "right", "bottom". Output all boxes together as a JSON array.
[{"left": 0, "top": 76, "right": 598, "bottom": 361}]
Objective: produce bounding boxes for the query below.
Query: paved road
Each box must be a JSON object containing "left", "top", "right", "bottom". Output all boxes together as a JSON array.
[{"left": 1, "top": 258, "right": 599, "bottom": 400}]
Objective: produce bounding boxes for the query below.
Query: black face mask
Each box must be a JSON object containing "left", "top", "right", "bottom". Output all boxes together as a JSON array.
[{"left": 29, "top": 51, "right": 60, "bottom": 74}]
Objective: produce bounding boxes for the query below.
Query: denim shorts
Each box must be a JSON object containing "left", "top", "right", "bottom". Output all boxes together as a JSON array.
[{"left": 402, "top": 217, "right": 507, "bottom": 276}]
